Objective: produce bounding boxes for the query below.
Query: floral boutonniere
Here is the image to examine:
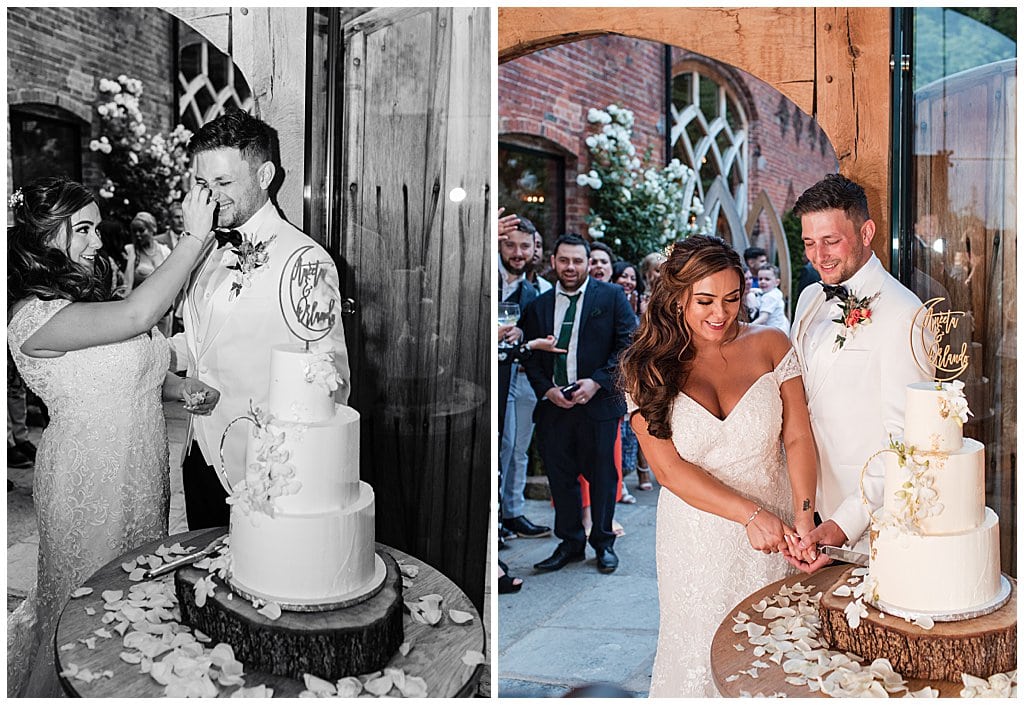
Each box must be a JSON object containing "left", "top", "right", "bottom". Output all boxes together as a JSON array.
[
  {"left": 832, "top": 290, "right": 880, "bottom": 351},
  {"left": 226, "top": 235, "right": 276, "bottom": 301}
]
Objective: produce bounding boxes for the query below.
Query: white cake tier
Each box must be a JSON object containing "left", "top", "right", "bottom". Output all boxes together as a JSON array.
[
  {"left": 245, "top": 404, "right": 360, "bottom": 513},
  {"left": 870, "top": 507, "right": 1001, "bottom": 613},
  {"left": 230, "top": 481, "right": 377, "bottom": 605},
  {"left": 903, "top": 382, "right": 964, "bottom": 453},
  {"left": 882, "top": 438, "right": 985, "bottom": 535},
  {"left": 267, "top": 344, "right": 336, "bottom": 423}
]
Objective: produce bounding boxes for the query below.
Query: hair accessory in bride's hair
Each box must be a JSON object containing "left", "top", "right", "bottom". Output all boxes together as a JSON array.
[{"left": 8, "top": 188, "right": 24, "bottom": 210}]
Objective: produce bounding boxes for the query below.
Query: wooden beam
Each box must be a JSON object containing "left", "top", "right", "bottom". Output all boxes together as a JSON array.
[
  {"left": 497, "top": 6, "right": 894, "bottom": 265},
  {"left": 165, "top": 7, "right": 308, "bottom": 225},
  {"left": 814, "top": 8, "right": 892, "bottom": 261}
]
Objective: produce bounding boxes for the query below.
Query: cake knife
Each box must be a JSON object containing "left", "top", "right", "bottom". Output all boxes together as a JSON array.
[
  {"left": 822, "top": 545, "right": 869, "bottom": 566},
  {"left": 142, "top": 535, "right": 228, "bottom": 580}
]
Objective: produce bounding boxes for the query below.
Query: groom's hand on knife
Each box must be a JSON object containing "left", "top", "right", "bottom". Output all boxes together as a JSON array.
[{"left": 783, "top": 519, "right": 848, "bottom": 574}]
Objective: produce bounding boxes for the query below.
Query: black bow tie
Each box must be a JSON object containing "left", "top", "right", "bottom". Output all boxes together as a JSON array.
[
  {"left": 821, "top": 283, "right": 849, "bottom": 301},
  {"left": 215, "top": 229, "right": 243, "bottom": 249}
]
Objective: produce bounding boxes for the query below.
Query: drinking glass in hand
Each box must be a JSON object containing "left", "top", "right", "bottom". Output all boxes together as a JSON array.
[{"left": 497, "top": 302, "right": 520, "bottom": 348}]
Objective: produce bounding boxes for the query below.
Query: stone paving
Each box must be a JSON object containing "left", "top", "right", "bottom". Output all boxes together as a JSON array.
[{"left": 497, "top": 478, "right": 661, "bottom": 698}]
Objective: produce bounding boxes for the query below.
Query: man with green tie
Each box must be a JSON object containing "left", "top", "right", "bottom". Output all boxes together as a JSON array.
[{"left": 520, "top": 233, "right": 638, "bottom": 574}]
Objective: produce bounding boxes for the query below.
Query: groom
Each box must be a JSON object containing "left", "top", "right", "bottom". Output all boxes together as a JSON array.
[
  {"left": 786, "top": 174, "right": 930, "bottom": 572},
  {"left": 169, "top": 110, "right": 351, "bottom": 529}
]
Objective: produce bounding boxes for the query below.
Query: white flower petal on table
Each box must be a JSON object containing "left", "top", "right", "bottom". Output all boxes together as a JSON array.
[
  {"left": 258, "top": 601, "right": 282, "bottom": 620},
  {"left": 449, "top": 609, "right": 474, "bottom": 624},
  {"left": 831, "top": 584, "right": 853, "bottom": 597},
  {"left": 121, "top": 561, "right": 137, "bottom": 573},
  {"left": 725, "top": 674, "right": 740, "bottom": 682},
  {"left": 398, "top": 674, "right": 428, "bottom": 698},
  {"left": 59, "top": 643, "right": 75, "bottom": 652},
  {"left": 128, "top": 568, "right": 147, "bottom": 582},
  {"left": 335, "top": 676, "right": 363, "bottom": 697},
  {"left": 71, "top": 587, "right": 94, "bottom": 598},
  {"left": 733, "top": 644, "right": 745, "bottom": 652},
  {"left": 231, "top": 684, "right": 274, "bottom": 698},
  {"left": 911, "top": 615, "right": 934, "bottom": 630},
  {"left": 398, "top": 641, "right": 412, "bottom": 656},
  {"left": 461, "top": 650, "right": 486, "bottom": 667},
  {"left": 119, "top": 651, "right": 143, "bottom": 664},
  {"left": 363, "top": 672, "right": 394, "bottom": 696},
  {"left": 398, "top": 563, "right": 419, "bottom": 579},
  {"left": 907, "top": 686, "right": 939, "bottom": 697},
  {"left": 751, "top": 598, "right": 769, "bottom": 613},
  {"left": 303, "top": 672, "right": 337, "bottom": 696}
]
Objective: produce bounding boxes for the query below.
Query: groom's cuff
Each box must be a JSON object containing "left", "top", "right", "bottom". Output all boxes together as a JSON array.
[{"left": 829, "top": 500, "right": 869, "bottom": 549}]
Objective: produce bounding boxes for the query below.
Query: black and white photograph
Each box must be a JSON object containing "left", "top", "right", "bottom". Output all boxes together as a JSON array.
[{"left": 7, "top": 6, "right": 490, "bottom": 697}]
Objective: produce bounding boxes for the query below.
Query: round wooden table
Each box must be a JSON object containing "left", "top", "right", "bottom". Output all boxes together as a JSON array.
[
  {"left": 55, "top": 528, "right": 485, "bottom": 697},
  {"left": 709, "top": 565, "right": 1002, "bottom": 697}
]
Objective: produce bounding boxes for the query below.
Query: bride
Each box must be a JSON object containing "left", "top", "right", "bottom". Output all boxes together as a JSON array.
[
  {"left": 619, "top": 235, "right": 818, "bottom": 697},
  {"left": 7, "top": 177, "right": 220, "bottom": 696}
]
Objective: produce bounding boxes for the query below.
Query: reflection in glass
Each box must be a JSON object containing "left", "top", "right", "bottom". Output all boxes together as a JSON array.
[{"left": 910, "top": 7, "right": 1016, "bottom": 574}]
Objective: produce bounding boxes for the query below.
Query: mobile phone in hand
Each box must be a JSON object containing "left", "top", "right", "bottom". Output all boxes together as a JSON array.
[{"left": 560, "top": 383, "right": 579, "bottom": 400}]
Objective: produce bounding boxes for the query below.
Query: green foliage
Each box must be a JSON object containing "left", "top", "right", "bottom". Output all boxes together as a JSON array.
[{"left": 577, "top": 105, "right": 709, "bottom": 265}]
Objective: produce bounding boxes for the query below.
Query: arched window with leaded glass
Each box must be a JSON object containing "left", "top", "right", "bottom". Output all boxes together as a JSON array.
[
  {"left": 177, "top": 23, "right": 254, "bottom": 132},
  {"left": 670, "top": 63, "right": 750, "bottom": 224}
]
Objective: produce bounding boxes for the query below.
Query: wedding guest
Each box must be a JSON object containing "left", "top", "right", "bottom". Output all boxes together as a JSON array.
[
  {"left": 743, "top": 246, "right": 768, "bottom": 290},
  {"left": 588, "top": 240, "right": 614, "bottom": 282},
  {"left": 170, "top": 110, "right": 351, "bottom": 530},
  {"left": 125, "top": 211, "right": 172, "bottom": 291},
  {"left": 528, "top": 230, "right": 553, "bottom": 294},
  {"left": 6, "top": 176, "right": 221, "bottom": 696},
  {"left": 742, "top": 266, "right": 760, "bottom": 322},
  {"left": 638, "top": 250, "right": 667, "bottom": 318},
  {"left": 521, "top": 233, "right": 637, "bottom": 574},
  {"left": 621, "top": 234, "right": 817, "bottom": 695},
  {"left": 7, "top": 352, "right": 34, "bottom": 470},
  {"left": 156, "top": 201, "right": 186, "bottom": 249},
  {"left": 753, "top": 264, "right": 790, "bottom": 334},
  {"left": 611, "top": 260, "right": 645, "bottom": 502},
  {"left": 97, "top": 219, "right": 129, "bottom": 297},
  {"left": 497, "top": 215, "right": 551, "bottom": 541}
]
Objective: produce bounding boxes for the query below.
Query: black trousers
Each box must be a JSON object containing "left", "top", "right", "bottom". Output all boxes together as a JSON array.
[
  {"left": 182, "top": 441, "right": 229, "bottom": 529},
  {"left": 534, "top": 403, "right": 620, "bottom": 551}
]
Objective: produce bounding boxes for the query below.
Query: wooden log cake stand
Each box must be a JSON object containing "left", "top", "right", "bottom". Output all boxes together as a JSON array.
[
  {"left": 175, "top": 548, "right": 403, "bottom": 681},
  {"left": 818, "top": 566, "right": 1017, "bottom": 681},
  {"left": 710, "top": 566, "right": 1009, "bottom": 697},
  {"left": 55, "top": 528, "right": 486, "bottom": 697}
]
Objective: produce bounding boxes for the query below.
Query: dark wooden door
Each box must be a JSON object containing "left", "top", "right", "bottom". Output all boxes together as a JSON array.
[{"left": 338, "top": 7, "right": 490, "bottom": 609}]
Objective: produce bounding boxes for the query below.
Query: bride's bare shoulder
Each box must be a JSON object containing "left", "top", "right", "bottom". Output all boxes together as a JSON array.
[{"left": 737, "top": 324, "right": 791, "bottom": 363}]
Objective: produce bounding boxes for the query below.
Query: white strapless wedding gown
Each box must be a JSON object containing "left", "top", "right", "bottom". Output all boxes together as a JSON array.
[{"left": 649, "top": 348, "right": 802, "bottom": 697}]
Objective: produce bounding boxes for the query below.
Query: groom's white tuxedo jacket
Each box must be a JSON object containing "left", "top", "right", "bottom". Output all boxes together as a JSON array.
[
  {"left": 169, "top": 201, "right": 351, "bottom": 490},
  {"left": 790, "top": 254, "right": 930, "bottom": 550}
]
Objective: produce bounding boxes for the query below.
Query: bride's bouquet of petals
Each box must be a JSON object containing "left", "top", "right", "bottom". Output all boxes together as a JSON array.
[{"left": 576, "top": 104, "right": 709, "bottom": 265}]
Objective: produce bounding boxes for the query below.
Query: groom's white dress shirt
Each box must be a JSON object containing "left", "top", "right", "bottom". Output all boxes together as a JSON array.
[
  {"left": 791, "top": 253, "right": 931, "bottom": 550},
  {"left": 169, "top": 201, "right": 351, "bottom": 491}
]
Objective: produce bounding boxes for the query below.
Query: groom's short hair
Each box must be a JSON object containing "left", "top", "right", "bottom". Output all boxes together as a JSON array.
[
  {"left": 793, "top": 173, "right": 870, "bottom": 224},
  {"left": 188, "top": 110, "right": 273, "bottom": 166}
]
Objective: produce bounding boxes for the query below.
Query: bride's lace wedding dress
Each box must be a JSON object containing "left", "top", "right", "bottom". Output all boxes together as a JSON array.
[
  {"left": 7, "top": 297, "right": 171, "bottom": 697},
  {"left": 648, "top": 348, "right": 801, "bottom": 697}
]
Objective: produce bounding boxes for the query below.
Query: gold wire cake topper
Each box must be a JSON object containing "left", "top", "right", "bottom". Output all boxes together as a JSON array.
[
  {"left": 278, "top": 245, "right": 339, "bottom": 347},
  {"left": 911, "top": 297, "right": 970, "bottom": 381}
]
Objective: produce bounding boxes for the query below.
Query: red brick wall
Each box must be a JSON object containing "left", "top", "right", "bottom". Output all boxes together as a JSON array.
[
  {"left": 499, "top": 36, "right": 668, "bottom": 236},
  {"left": 7, "top": 7, "right": 176, "bottom": 192},
  {"left": 500, "top": 36, "right": 839, "bottom": 247}
]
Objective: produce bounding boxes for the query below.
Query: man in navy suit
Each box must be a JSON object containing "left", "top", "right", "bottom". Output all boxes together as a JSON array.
[{"left": 521, "top": 234, "right": 637, "bottom": 573}]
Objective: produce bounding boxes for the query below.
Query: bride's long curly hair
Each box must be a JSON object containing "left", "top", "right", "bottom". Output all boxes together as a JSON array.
[
  {"left": 619, "top": 235, "right": 745, "bottom": 439},
  {"left": 8, "top": 177, "right": 112, "bottom": 309}
]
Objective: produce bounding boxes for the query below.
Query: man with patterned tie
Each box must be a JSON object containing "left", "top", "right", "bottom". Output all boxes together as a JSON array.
[
  {"left": 520, "top": 233, "right": 637, "bottom": 573},
  {"left": 169, "top": 111, "right": 350, "bottom": 530}
]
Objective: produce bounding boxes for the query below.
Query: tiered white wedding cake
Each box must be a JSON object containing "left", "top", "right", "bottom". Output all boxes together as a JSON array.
[
  {"left": 868, "top": 381, "right": 1002, "bottom": 614},
  {"left": 227, "top": 344, "right": 384, "bottom": 607}
]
